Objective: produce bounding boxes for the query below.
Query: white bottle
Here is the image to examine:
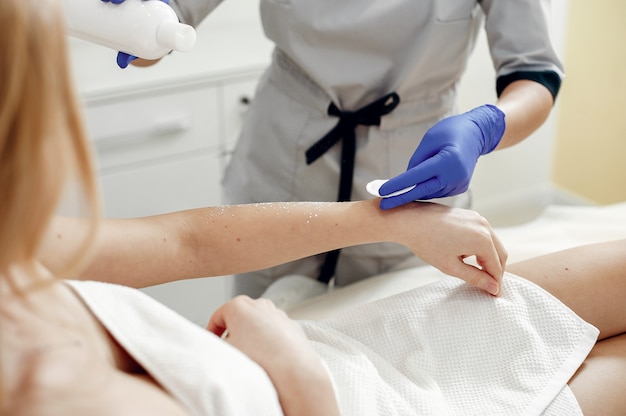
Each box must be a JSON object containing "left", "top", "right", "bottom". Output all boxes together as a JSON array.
[{"left": 63, "top": 0, "right": 196, "bottom": 60}]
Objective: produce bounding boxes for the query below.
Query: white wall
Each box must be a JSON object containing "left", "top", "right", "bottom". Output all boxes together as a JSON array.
[{"left": 552, "top": 0, "right": 626, "bottom": 205}]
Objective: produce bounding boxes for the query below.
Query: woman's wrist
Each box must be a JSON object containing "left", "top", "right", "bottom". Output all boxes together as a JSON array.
[{"left": 354, "top": 198, "right": 426, "bottom": 246}]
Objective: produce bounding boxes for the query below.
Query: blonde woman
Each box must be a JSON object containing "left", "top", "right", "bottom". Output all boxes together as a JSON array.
[{"left": 1, "top": 0, "right": 625, "bottom": 415}]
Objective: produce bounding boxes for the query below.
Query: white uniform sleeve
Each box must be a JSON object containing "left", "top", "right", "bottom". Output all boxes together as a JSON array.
[
  {"left": 480, "top": 0, "right": 564, "bottom": 79},
  {"left": 169, "top": 0, "right": 224, "bottom": 27}
]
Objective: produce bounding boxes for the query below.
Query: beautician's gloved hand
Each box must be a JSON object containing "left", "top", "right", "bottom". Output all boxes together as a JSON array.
[
  {"left": 100, "top": 0, "right": 170, "bottom": 69},
  {"left": 379, "top": 104, "right": 505, "bottom": 210}
]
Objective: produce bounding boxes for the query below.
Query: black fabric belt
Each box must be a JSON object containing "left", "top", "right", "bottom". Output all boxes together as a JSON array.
[{"left": 305, "top": 92, "right": 400, "bottom": 284}]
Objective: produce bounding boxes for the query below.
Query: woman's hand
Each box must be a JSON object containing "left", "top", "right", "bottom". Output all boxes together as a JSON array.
[
  {"left": 382, "top": 202, "right": 507, "bottom": 296},
  {"left": 207, "top": 296, "right": 340, "bottom": 416},
  {"left": 207, "top": 296, "right": 312, "bottom": 369}
]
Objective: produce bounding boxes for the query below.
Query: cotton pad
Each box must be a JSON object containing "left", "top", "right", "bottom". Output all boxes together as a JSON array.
[{"left": 366, "top": 179, "right": 416, "bottom": 198}]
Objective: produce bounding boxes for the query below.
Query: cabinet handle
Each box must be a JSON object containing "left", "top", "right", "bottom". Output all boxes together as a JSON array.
[
  {"left": 93, "top": 115, "right": 192, "bottom": 145},
  {"left": 152, "top": 116, "right": 193, "bottom": 136}
]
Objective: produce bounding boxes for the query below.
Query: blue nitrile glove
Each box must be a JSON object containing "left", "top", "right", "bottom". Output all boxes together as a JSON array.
[
  {"left": 379, "top": 104, "right": 505, "bottom": 210},
  {"left": 100, "top": 0, "right": 170, "bottom": 69}
]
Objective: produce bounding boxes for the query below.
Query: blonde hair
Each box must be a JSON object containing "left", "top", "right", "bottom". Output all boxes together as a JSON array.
[
  {"left": 0, "top": 0, "right": 101, "bottom": 274},
  {"left": 1, "top": 0, "right": 101, "bottom": 410}
]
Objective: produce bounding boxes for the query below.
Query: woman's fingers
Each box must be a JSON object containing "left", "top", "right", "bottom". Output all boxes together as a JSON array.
[
  {"left": 206, "top": 302, "right": 229, "bottom": 337},
  {"left": 453, "top": 261, "right": 501, "bottom": 296}
]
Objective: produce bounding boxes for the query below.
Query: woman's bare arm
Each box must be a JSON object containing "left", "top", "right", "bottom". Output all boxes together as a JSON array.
[{"left": 41, "top": 200, "right": 506, "bottom": 294}]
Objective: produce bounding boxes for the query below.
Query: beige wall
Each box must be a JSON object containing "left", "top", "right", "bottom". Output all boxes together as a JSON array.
[{"left": 553, "top": 1, "right": 626, "bottom": 204}]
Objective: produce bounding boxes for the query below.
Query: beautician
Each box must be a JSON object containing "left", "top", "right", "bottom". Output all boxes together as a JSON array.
[{"left": 105, "top": 0, "right": 563, "bottom": 297}]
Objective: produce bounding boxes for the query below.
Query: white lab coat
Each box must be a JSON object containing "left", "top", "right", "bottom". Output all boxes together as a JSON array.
[{"left": 171, "top": 0, "right": 563, "bottom": 295}]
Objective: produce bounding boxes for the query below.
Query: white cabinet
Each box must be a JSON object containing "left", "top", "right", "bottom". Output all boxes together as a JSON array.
[
  {"left": 98, "top": 152, "right": 223, "bottom": 217},
  {"left": 87, "top": 85, "right": 221, "bottom": 172},
  {"left": 86, "top": 82, "right": 224, "bottom": 216},
  {"left": 69, "top": 0, "right": 273, "bottom": 325},
  {"left": 80, "top": 73, "right": 264, "bottom": 325}
]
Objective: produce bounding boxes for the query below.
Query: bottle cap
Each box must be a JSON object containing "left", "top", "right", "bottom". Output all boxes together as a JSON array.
[{"left": 157, "top": 21, "right": 196, "bottom": 52}]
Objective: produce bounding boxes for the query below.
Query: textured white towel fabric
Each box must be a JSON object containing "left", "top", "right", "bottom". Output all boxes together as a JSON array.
[
  {"left": 300, "top": 273, "right": 598, "bottom": 416},
  {"left": 67, "top": 272, "right": 597, "bottom": 416}
]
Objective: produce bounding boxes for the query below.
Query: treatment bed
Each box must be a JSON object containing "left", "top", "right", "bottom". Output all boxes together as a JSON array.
[
  {"left": 255, "top": 202, "right": 626, "bottom": 415},
  {"left": 279, "top": 202, "right": 626, "bottom": 320},
  {"left": 83, "top": 203, "right": 625, "bottom": 415}
]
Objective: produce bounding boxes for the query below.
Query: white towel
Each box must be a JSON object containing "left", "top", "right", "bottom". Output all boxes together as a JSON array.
[
  {"left": 67, "top": 273, "right": 596, "bottom": 415},
  {"left": 66, "top": 280, "right": 284, "bottom": 416},
  {"left": 300, "top": 272, "right": 598, "bottom": 416}
]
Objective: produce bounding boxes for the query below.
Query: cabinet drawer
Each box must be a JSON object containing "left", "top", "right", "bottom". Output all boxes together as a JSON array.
[
  {"left": 84, "top": 85, "right": 220, "bottom": 170},
  {"left": 99, "top": 151, "right": 223, "bottom": 218}
]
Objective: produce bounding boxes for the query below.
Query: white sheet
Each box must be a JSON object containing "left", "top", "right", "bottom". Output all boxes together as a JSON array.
[{"left": 492, "top": 202, "right": 626, "bottom": 263}]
